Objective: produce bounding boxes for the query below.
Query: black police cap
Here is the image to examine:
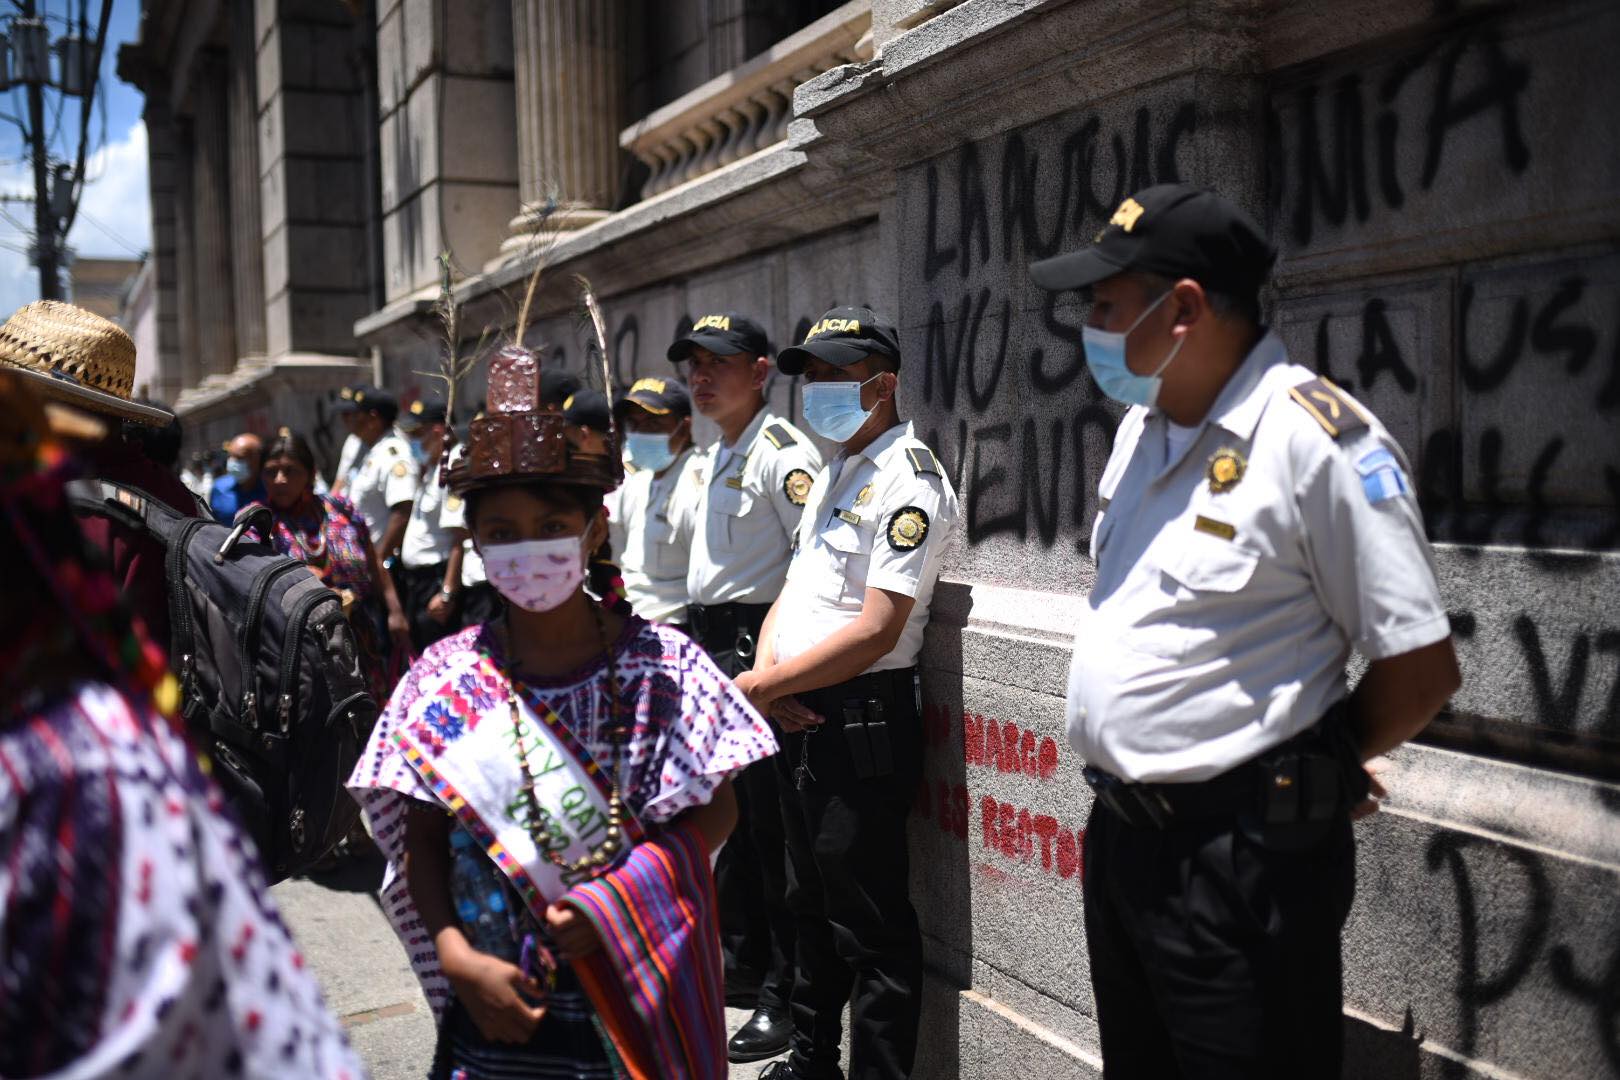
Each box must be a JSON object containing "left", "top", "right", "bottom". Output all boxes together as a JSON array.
[
  {"left": 1029, "top": 184, "right": 1277, "bottom": 297},
  {"left": 614, "top": 375, "right": 692, "bottom": 419},
  {"left": 354, "top": 386, "right": 398, "bottom": 423},
  {"left": 337, "top": 382, "right": 372, "bottom": 413},
  {"left": 540, "top": 368, "right": 582, "bottom": 408},
  {"left": 776, "top": 306, "right": 901, "bottom": 375},
  {"left": 563, "top": 388, "right": 612, "bottom": 433},
  {"left": 402, "top": 396, "right": 447, "bottom": 428},
  {"left": 667, "top": 312, "right": 771, "bottom": 363}
]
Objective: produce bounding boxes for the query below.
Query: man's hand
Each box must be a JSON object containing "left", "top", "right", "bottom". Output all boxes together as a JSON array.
[
  {"left": 442, "top": 947, "right": 547, "bottom": 1043},
  {"left": 1350, "top": 757, "right": 1389, "bottom": 821},
  {"left": 771, "top": 695, "right": 824, "bottom": 734},
  {"left": 387, "top": 607, "right": 412, "bottom": 653},
  {"left": 732, "top": 669, "right": 772, "bottom": 716},
  {"left": 545, "top": 902, "right": 601, "bottom": 961},
  {"left": 426, "top": 590, "right": 455, "bottom": 624}
]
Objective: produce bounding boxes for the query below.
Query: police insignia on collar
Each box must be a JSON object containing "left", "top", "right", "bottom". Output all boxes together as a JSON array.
[
  {"left": 887, "top": 506, "right": 930, "bottom": 551},
  {"left": 855, "top": 483, "right": 873, "bottom": 507},
  {"left": 1207, "top": 447, "right": 1246, "bottom": 493},
  {"left": 784, "top": 468, "right": 813, "bottom": 506}
]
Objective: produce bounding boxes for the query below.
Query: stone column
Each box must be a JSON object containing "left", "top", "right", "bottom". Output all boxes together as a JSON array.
[
  {"left": 143, "top": 99, "right": 185, "bottom": 401},
  {"left": 172, "top": 117, "right": 201, "bottom": 393},
  {"left": 508, "top": 0, "right": 625, "bottom": 243},
  {"left": 226, "top": 2, "right": 266, "bottom": 360},
  {"left": 187, "top": 50, "right": 238, "bottom": 380}
]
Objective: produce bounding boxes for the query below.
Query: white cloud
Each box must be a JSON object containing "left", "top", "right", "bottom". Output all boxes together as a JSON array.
[{"left": 0, "top": 120, "right": 149, "bottom": 319}]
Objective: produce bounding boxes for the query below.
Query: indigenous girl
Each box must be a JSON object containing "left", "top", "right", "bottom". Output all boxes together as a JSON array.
[
  {"left": 349, "top": 347, "right": 777, "bottom": 1079},
  {"left": 255, "top": 429, "right": 410, "bottom": 701}
]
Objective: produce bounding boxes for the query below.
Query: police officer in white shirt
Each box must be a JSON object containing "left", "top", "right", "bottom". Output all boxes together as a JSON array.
[
  {"left": 330, "top": 383, "right": 366, "bottom": 496},
  {"left": 604, "top": 376, "right": 697, "bottom": 626},
  {"left": 346, "top": 387, "right": 419, "bottom": 562},
  {"left": 1029, "top": 184, "right": 1462, "bottom": 1079},
  {"left": 668, "top": 311, "right": 820, "bottom": 1063},
  {"left": 737, "top": 308, "right": 959, "bottom": 1080},
  {"left": 396, "top": 397, "right": 461, "bottom": 652}
]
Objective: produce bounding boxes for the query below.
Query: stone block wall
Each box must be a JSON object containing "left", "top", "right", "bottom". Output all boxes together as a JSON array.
[{"left": 375, "top": 0, "right": 518, "bottom": 301}]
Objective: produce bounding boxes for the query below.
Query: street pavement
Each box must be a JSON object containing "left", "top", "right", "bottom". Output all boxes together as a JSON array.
[{"left": 273, "top": 856, "right": 794, "bottom": 1079}]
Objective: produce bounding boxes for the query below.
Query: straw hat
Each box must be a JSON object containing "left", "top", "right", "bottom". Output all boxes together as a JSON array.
[{"left": 0, "top": 300, "right": 171, "bottom": 426}]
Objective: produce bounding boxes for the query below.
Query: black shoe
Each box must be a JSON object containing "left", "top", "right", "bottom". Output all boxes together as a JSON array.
[
  {"left": 728, "top": 1006, "right": 792, "bottom": 1063},
  {"left": 757, "top": 1062, "right": 800, "bottom": 1080}
]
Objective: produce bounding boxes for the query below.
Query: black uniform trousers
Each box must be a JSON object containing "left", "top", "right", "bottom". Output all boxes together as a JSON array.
[
  {"left": 392, "top": 562, "right": 460, "bottom": 653},
  {"left": 777, "top": 668, "right": 923, "bottom": 1080},
  {"left": 692, "top": 601, "right": 796, "bottom": 1016},
  {"left": 1082, "top": 797, "right": 1355, "bottom": 1079}
]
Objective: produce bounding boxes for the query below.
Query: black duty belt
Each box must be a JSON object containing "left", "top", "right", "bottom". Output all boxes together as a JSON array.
[
  {"left": 1084, "top": 703, "right": 1362, "bottom": 831},
  {"left": 686, "top": 601, "right": 773, "bottom": 660},
  {"left": 801, "top": 666, "right": 920, "bottom": 717}
]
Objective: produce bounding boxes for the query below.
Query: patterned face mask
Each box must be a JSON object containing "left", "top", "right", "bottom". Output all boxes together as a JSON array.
[{"left": 480, "top": 537, "right": 586, "bottom": 613}]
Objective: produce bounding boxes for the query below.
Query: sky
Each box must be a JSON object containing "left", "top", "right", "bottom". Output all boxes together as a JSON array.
[{"left": 0, "top": 0, "right": 148, "bottom": 317}]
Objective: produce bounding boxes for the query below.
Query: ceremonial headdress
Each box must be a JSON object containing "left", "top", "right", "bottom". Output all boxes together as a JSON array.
[{"left": 445, "top": 344, "right": 621, "bottom": 496}]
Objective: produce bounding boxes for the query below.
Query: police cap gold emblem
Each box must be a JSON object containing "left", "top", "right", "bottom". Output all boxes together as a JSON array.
[
  {"left": 784, "top": 468, "right": 814, "bottom": 507},
  {"left": 1207, "top": 447, "right": 1246, "bottom": 494},
  {"left": 887, "top": 505, "right": 930, "bottom": 551}
]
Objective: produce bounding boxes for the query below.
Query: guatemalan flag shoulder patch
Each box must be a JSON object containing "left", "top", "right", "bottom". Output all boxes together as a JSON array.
[{"left": 1355, "top": 446, "right": 1409, "bottom": 504}]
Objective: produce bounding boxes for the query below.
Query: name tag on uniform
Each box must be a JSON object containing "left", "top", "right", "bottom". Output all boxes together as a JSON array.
[
  {"left": 835, "top": 508, "right": 861, "bottom": 525},
  {"left": 1193, "top": 515, "right": 1236, "bottom": 541}
]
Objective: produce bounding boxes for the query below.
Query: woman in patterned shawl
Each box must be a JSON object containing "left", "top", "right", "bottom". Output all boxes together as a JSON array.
[
  {"left": 349, "top": 347, "right": 777, "bottom": 1079},
  {"left": 256, "top": 428, "right": 410, "bottom": 702},
  {"left": 0, "top": 371, "right": 364, "bottom": 1079}
]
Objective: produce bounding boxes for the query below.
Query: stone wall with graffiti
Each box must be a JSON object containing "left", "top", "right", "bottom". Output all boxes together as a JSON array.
[{"left": 873, "top": 2, "right": 1619, "bottom": 1077}]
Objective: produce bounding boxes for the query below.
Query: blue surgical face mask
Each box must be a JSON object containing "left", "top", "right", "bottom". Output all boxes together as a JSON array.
[
  {"left": 623, "top": 431, "right": 678, "bottom": 473},
  {"left": 802, "top": 374, "right": 881, "bottom": 443},
  {"left": 408, "top": 437, "right": 428, "bottom": 463},
  {"left": 1081, "top": 290, "right": 1186, "bottom": 407},
  {"left": 225, "top": 456, "right": 253, "bottom": 485}
]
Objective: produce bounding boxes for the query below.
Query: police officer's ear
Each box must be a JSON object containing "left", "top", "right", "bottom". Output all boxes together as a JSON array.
[
  {"left": 673, "top": 414, "right": 694, "bottom": 452},
  {"left": 1167, "top": 278, "right": 1210, "bottom": 339},
  {"left": 748, "top": 355, "right": 770, "bottom": 392}
]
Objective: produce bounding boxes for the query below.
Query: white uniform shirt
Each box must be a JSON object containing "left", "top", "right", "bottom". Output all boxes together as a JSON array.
[
  {"left": 348, "top": 428, "right": 420, "bottom": 544},
  {"left": 400, "top": 460, "right": 456, "bottom": 568},
  {"left": 606, "top": 448, "right": 697, "bottom": 623},
  {"left": 1066, "top": 332, "right": 1451, "bottom": 783},
  {"left": 774, "top": 422, "right": 960, "bottom": 673},
  {"left": 334, "top": 431, "right": 363, "bottom": 488},
  {"left": 437, "top": 445, "right": 486, "bottom": 587},
  {"left": 681, "top": 409, "right": 822, "bottom": 606}
]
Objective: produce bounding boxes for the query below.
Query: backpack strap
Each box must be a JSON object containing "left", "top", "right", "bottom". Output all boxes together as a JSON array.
[{"left": 65, "top": 478, "right": 193, "bottom": 541}]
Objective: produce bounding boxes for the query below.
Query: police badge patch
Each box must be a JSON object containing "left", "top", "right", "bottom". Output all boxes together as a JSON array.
[
  {"left": 887, "top": 506, "right": 930, "bottom": 551},
  {"left": 1207, "top": 447, "right": 1246, "bottom": 494},
  {"left": 784, "top": 469, "right": 814, "bottom": 506},
  {"left": 391, "top": 461, "right": 409, "bottom": 478}
]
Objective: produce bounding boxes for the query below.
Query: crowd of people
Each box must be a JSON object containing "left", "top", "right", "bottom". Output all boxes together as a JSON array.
[{"left": 0, "top": 183, "right": 1459, "bottom": 1080}]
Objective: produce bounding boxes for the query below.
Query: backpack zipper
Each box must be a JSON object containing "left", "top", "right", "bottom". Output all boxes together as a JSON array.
[
  {"left": 275, "top": 589, "right": 338, "bottom": 734},
  {"left": 238, "top": 562, "right": 306, "bottom": 731}
]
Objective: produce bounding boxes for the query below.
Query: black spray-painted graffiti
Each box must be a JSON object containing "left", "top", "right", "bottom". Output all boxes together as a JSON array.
[
  {"left": 915, "top": 103, "right": 1196, "bottom": 546},
  {"left": 1426, "top": 833, "right": 1619, "bottom": 1076},
  {"left": 1269, "top": 19, "right": 1532, "bottom": 247}
]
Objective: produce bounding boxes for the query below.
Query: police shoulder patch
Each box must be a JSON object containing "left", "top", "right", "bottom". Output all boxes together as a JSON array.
[
  {"left": 887, "top": 505, "right": 930, "bottom": 551},
  {"left": 1288, "top": 377, "right": 1369, "bottom": 440},
  {"left": 784, "top": 468, "right": 814, "bottom": 506},
  {"left": 762, "top": 422, "right": 797, "bottom": 450},
  {"left": 391, "top": 461, "right": 409, "bottom": 478},
  {"left": 905, "top": 446, "right": 941, "bottom": 477}
]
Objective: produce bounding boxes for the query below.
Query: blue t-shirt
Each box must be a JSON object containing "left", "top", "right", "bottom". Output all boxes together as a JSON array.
[{"left": 209, "top": 477, "right": 266, "bottom": 523}]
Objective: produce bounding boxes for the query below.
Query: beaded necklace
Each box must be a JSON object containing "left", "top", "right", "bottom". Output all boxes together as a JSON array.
[{"left": 506, "top": 605, "right": 631, "bottom": 877}]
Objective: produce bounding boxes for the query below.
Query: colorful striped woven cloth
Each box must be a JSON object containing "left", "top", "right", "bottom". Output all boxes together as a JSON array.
[{"left": 565, "top": 821, "right": 727, "bottom": 1079}]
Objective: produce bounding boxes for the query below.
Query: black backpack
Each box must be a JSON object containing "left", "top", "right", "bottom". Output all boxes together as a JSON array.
[{"left": 68, "top": 480, "right": 377, "bottom": 882}]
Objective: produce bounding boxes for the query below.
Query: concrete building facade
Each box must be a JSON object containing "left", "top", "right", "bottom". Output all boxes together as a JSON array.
[{"left": 123, "top": 1, "right": 1619, "bottom": 1076}]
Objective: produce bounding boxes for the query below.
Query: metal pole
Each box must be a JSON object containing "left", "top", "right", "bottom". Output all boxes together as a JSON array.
[{"left": 23, "top": 0, "right": 60, "bottom": 300}]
